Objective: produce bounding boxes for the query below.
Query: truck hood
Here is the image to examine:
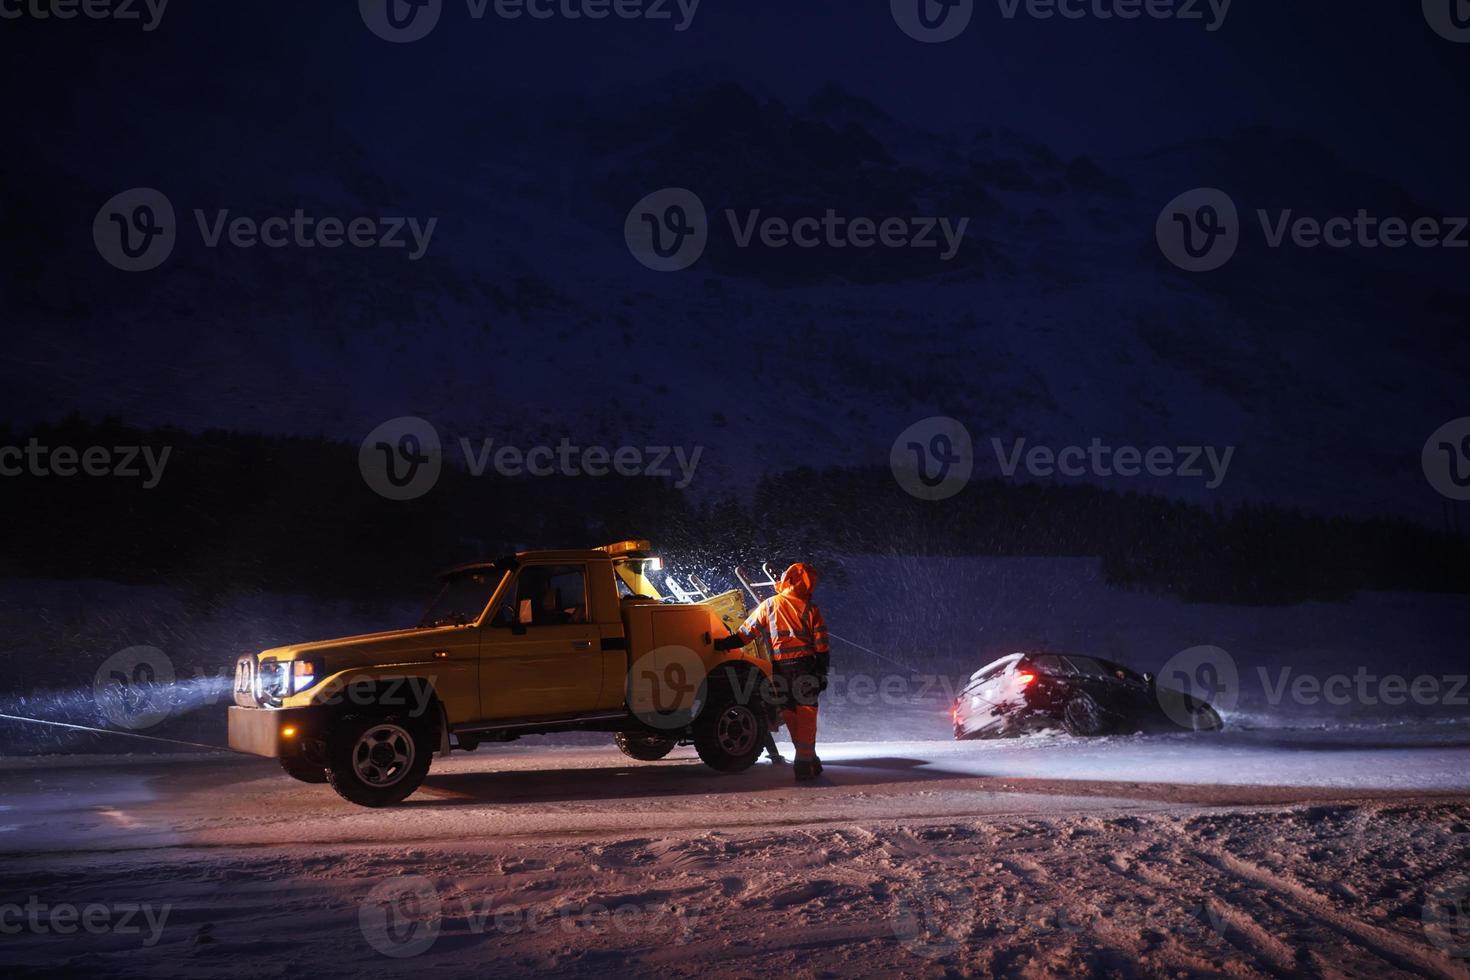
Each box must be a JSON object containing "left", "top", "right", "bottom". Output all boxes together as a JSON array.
[{"left": 256, "top": 625, "right": 470, "bottom": 663}]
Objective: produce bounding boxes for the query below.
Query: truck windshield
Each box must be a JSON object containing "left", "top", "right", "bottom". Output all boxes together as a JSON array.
[{"left": 418, "top": 571, "right": 504, "bottom": 628}]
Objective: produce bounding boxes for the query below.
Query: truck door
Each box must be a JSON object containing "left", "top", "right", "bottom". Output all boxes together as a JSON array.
[{"left": 479, "top": 562, "right": 604, "bottom": 719}]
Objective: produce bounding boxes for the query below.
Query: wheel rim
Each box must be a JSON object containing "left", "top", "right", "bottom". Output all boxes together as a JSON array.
[
  {"left": 715, "top": 705, "right": 758, "bottom": 756},
  {"left": 351, "top": 723, "right": 415, "bottom": 787}
]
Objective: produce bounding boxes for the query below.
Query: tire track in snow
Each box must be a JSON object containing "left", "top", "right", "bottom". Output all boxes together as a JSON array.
[
  {"left": 1182, "top": 838, "right": 1470, "bottom": 980},
  {"left": 1122, "top": 848, "right": 1303, "bottom": 978}
]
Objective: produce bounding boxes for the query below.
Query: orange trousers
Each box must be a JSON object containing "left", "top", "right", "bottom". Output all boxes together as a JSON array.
[{"left": 782, "top": 705, "right": 819, "bottom": 761}]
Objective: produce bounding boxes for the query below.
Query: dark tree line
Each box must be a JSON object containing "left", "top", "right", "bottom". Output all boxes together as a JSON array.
[{"left": 1, "top": 418, "right": 1464, "bottom": 607}]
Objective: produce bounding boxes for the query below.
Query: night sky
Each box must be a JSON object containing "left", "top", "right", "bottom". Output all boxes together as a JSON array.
[{"left": 3, "top": 1, "right": 1468, "bottom": 526}]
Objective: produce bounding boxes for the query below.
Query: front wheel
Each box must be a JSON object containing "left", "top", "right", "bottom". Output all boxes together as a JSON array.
[
  {"left": 324, "top": 715, "right": 432, "bottom": 807},
  {"left": 279, "top": 753, "right": 328, "bottom": 784},
  {"left": 614, "top": 731, "right": 678, "bottom": 761},
  {"left": 692, "top": 690, "right": 764, "bottom": 773},
  {"left": 1192, "top": 704, "right": 1223, "bottom": 732}
]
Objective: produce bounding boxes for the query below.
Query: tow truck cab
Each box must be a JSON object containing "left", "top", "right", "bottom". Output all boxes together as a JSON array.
[{"left": 227, "top": 540, "right": 774, "bottom": 806}]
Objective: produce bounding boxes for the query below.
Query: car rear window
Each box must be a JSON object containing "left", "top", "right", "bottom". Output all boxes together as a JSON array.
[{"left": 974, "top": 661, "right": 1011, "bottom": 684}]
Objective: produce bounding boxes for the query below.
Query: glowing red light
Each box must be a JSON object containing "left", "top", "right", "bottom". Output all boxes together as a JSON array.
[{"left": 1015, "top": 672, "right": 1036, "bottom": 686}]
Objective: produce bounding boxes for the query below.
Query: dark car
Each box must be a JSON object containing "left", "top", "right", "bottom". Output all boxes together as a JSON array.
[{"left": 953, "top": 652, "right": 1223, "bottom": 740}]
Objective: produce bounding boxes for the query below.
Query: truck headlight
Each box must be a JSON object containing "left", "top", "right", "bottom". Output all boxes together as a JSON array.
[
  {"left": 255, "top": 659, "right": 285, "bottom": 704},
  {"left": 254, "top": 657, "right": 323, "bottom": 705}
]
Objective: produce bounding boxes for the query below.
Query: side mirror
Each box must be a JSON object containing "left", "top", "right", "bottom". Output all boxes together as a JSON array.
[{"left": 518, "top": 599, "right": 535, "bottom": 626}]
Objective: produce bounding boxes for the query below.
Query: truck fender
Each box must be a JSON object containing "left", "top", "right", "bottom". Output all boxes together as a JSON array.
[{"left": 305, "top": 670, "right": 444, "bottom": 732}]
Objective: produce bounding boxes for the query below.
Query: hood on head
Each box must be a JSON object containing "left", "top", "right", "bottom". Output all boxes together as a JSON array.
[{"left": 778, "top": 562, "right": 817, "bottom": 600}]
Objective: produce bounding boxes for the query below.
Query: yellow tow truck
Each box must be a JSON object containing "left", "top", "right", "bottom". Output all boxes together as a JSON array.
[{"left": 227, "top": 541, "right": 775, "bottom": 806}]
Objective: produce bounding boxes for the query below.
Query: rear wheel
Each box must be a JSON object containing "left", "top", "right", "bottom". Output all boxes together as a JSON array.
[
  {"left": 692, "top": 689, "right": 763, "bottom": 773},
  {"left": 614, "top": 731, "right": 678, "bottom": 761},
  {"left": 1062, "top": 692, "right": 1109, "bottom": 737},
  {"left": 278, "top": 754, "right": 328, "bottom": 784},
  {"left": 324, "top": 715, "right": 432, "bottom": 807}
]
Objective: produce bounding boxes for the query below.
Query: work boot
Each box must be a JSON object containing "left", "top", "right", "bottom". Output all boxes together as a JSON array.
[
  {"left": 811, "top": 756, "right": 823, "bottom": 777},
  {"left": 767, "top": 751, "right": 786, "bottom": 765},
  {"left": 794, "top": 759, "right": 818, "bottom": 781}
]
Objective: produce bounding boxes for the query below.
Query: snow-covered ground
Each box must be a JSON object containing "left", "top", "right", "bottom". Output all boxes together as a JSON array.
[
  {"left": 3, "top": 735, "right": 1470, "bottom": 978},
  {"left": 3, "top": 563, "right": 1468, "bottom": 975}
]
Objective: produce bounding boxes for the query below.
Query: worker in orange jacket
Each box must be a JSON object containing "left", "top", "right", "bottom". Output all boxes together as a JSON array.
[{"left": 714, "top": 563, "right": 830, "bottom": 781}]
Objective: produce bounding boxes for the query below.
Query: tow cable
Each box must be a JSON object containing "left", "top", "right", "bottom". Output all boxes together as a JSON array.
[
  {"left": 0, "top": 712, "right": 231, "bottom": 752},
  {"left": 826, "top": 630, "right": 924, "bottom": 675}
]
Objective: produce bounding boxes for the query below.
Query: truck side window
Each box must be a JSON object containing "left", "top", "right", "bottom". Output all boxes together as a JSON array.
[{"left": 502, "top": 565, "right": 590, "bottom": 626}]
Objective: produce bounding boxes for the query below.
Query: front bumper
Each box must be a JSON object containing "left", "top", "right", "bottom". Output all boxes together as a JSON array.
[{"left": 227, "top": 705, "right": 324, "bottom": 758}]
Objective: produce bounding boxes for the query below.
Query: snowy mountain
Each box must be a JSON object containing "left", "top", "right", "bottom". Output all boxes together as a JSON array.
[{"left": 5, "top": 72, "right": 1465, "bottom": 525}]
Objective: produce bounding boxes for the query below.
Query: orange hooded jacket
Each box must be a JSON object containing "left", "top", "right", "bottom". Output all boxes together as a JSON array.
[{"left": 736, "top": 563, "right": 830, "bottom": 663}]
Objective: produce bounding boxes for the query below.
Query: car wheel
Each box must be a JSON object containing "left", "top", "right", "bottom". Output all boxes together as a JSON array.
[
  {"left": 324, "top": 715, "right": 432, "bottom": 807},
  {"left": 1192, "top": 704, "right": 1223, "bottom": 732},
  {"left": 1062, "top": 693, "right": 1110, "bottom": 737},
  {"left": 278, "top": 753, "right": 328, "bottom": 784},
  {"left": 692, "top": 690, "right": 763, "bottom": 773},
  {"left": 614, "top": 731, "right": 678, "bottom": 761}
]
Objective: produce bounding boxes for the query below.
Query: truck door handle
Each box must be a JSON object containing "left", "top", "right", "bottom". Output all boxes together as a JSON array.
[{"left": 571, "top": 640, "right": 593, "bottom": 650}]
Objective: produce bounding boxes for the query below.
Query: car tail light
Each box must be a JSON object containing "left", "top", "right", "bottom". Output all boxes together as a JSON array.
[{"left": 1015, "top": 671, "right": 1036, "bottom": 686}]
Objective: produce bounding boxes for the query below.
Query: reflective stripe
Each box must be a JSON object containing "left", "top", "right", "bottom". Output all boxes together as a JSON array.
[
  {"left": 772, "top": 650, "right": 817, "bottom": 663},
  {"left": 743, "top": 593, "right": 829, "bottom": 662}
]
